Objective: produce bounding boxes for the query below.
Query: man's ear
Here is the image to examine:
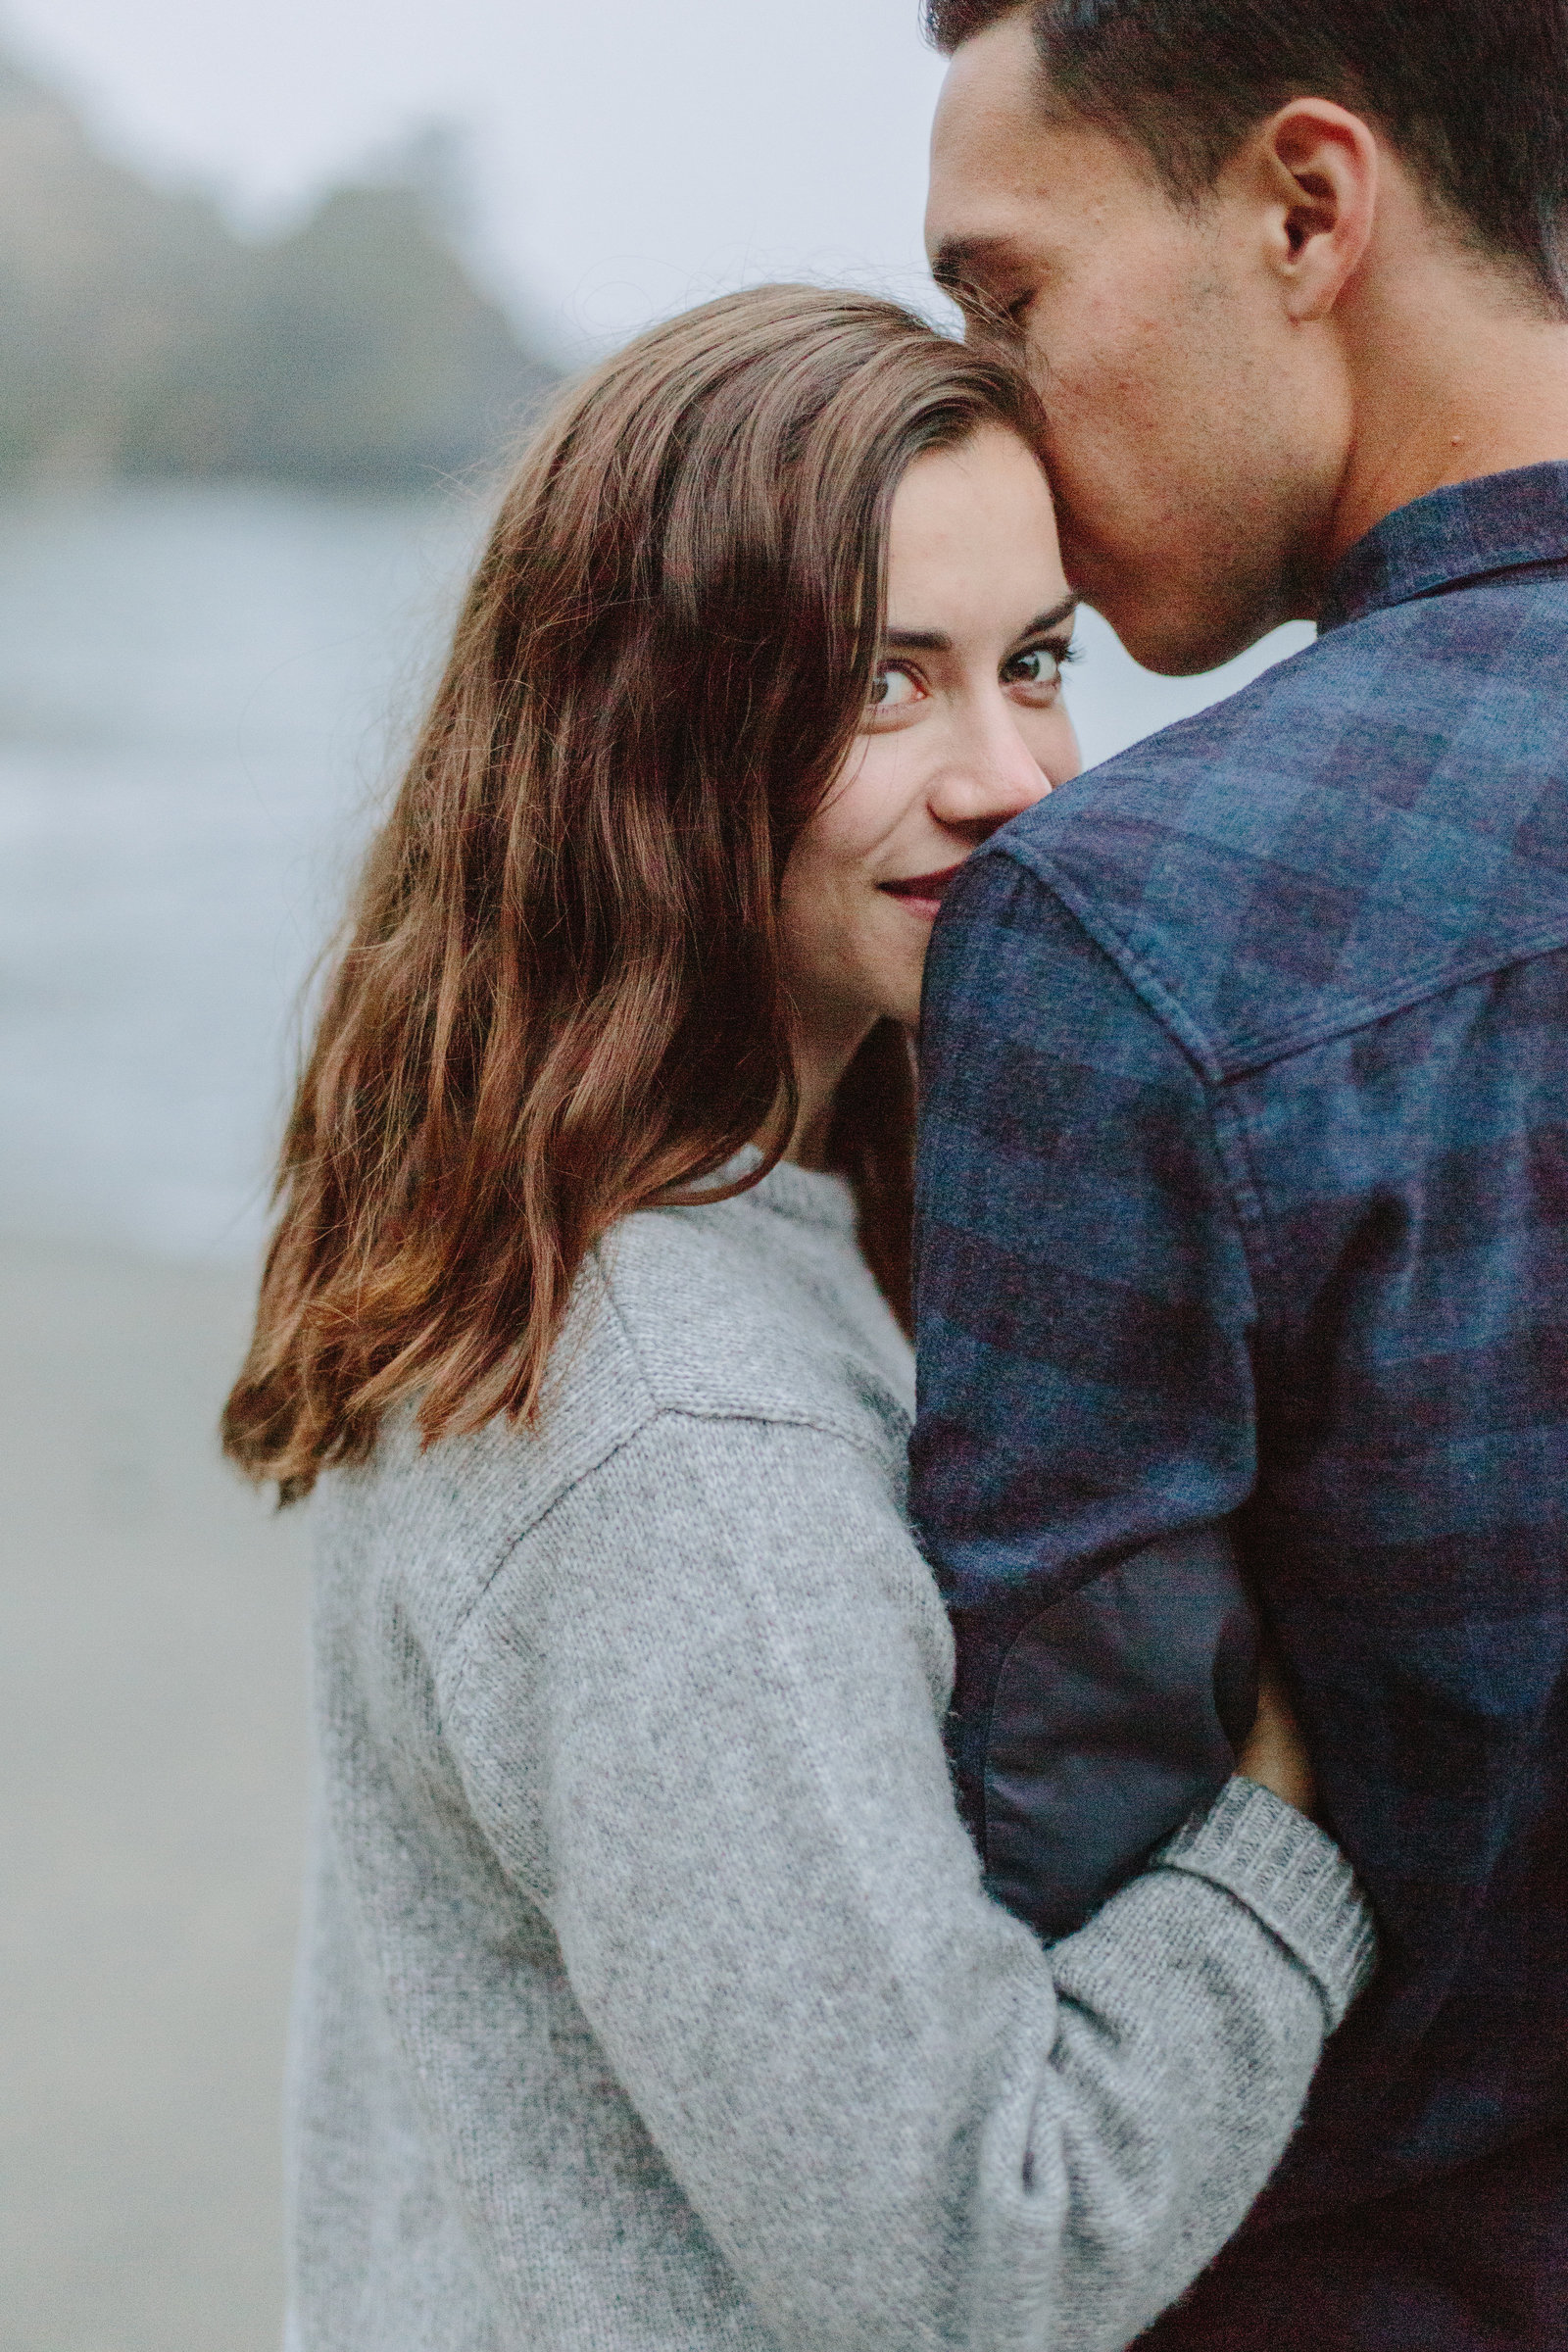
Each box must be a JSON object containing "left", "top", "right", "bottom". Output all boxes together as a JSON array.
[{"left": 1246, "top": 99, "right": 1380, "bottom": 323}]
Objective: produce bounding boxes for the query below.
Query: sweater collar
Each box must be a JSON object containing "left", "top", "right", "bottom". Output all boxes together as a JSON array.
[{"left": 714, "top": 1147, "right": 858, "bottom": 1237}]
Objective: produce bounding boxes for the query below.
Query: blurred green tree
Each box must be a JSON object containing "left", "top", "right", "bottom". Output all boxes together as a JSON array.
[{"left": 0, "top": 53, "right": 555, "bottom": 487}]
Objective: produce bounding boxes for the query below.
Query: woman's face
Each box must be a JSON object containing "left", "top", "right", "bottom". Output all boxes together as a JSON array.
[{"left": 781, "top": 424, "right": 1079, "bottom": 1044}]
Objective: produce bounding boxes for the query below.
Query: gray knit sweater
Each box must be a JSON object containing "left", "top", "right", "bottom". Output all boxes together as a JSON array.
[{"left": 287, "top": 1157, "right": 1374, "bottom": 2352}]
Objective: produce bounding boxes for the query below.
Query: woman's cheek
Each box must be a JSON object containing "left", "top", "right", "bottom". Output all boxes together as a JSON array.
[{"left": 835, "top": 734, "right": 909, "bottom": 843}]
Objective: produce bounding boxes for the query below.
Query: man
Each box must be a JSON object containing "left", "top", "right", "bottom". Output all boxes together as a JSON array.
[{"left": 912, "top": 5, "right": 1568, "bottom": 2346}]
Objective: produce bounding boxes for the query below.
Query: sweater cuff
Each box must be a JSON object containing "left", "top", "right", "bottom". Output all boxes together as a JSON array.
[{"left": 1154, "top": 1777, "right": 1377, "bottom": 2030}]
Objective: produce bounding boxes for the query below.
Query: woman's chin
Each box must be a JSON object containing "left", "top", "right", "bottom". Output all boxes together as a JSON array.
[{"left": 874, "top": 970, "right": 926, "bottom": 1034}]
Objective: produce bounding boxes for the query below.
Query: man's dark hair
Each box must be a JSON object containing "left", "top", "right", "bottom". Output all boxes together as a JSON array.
[{"left": 924, "top": 1, "right": 1568, "bottom": 309}]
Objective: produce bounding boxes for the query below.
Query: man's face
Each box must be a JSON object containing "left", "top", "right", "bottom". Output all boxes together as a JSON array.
[{"left": 926, "top": 15, "right": 1350, "bottom": 674}]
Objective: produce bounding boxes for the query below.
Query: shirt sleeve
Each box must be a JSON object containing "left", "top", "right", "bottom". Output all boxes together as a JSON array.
[
  {"left": 445, "top": 1408, "right": 1372, "bottom": 2352},
  {"left": 912, "top": 847, "right": 1267, "bottom": 1940}
]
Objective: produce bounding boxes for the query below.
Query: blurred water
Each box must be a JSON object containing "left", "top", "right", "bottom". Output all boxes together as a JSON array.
[{"left": 0, "top": 485, "right": 1312, "bottom": 1263}]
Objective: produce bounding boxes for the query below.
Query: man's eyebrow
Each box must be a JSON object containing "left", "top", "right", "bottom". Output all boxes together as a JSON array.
[{"left": 931, "top": 234, "right": 1017, "bottom": 295}]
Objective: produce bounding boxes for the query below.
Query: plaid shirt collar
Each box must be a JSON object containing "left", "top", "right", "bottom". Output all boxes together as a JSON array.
[{"left": 1320, "top": 459, "right": 1568, "bottom": 633}]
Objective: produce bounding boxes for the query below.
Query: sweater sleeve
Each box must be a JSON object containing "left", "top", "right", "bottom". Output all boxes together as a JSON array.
[{"left": 444, "top": 1411, "right": 1373, "bottom": 2352}]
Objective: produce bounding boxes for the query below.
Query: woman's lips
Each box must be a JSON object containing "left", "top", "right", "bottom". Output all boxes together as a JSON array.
[{"left": 878, "top": 863, "right": 966, "bottom": 917}]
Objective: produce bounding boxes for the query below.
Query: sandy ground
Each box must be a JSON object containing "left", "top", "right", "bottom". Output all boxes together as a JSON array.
[{"left": 1, "top": 1238, "right": 310, "bottom": 2352}]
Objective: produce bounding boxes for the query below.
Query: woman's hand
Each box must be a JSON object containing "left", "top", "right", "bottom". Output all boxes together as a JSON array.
[{"left": 1237, "top": 1651, "right": 1318, "bottom": 1820}]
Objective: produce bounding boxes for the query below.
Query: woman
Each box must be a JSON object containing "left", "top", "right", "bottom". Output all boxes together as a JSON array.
[{"left": 226, "top": 288, "right": 1374, "bottom": 2352}]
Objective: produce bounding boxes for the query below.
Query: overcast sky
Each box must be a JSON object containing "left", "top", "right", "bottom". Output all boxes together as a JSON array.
[{"left": 5, "top": 0, "right": 952, "bottom": 355}]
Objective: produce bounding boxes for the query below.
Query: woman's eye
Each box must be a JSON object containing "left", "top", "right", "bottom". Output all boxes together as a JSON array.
[
  {"left": 867, "top": 665, "right": 922, "bottom": 713},
  {"left": 1004, "top": 644, "right": 1069, "bottom": 702}
]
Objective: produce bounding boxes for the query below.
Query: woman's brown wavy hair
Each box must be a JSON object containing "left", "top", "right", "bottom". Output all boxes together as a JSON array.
[{"left": 223, "top": 284, "right": 1048, "bottom": 1500}]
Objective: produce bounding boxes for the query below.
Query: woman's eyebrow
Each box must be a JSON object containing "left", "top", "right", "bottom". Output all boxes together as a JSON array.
[
  {"left": 883, "top": 627, "right": 953, "bottom": 653},
  {"left": 1013, "top": 595, "right": 1082, "bottom": 638},
  {"left": 881, "top": 595, "right": 1080, "bottom": 657}
]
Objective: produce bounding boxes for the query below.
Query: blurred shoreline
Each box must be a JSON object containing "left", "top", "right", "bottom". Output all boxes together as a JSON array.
[{"left": 0, "top": 1232, "right": 308, "bottom": 2351}]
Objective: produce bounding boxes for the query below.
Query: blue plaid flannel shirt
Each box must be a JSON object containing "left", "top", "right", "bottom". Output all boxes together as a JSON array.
[{"left": 912, "top": 465, "right": 1568, "bottom": 2350}]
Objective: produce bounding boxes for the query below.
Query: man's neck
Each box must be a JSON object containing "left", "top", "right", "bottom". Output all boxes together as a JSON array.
[{"left": 1325, "top": 268, "right": 1568, "bottom": 572}]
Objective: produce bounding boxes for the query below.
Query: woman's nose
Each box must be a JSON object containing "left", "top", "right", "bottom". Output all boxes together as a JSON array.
[{"left": 929, "top": 696, "right": 1057, "bottom": 830}]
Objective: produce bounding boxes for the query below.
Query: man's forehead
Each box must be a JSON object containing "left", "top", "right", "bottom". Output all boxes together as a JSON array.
[
  {"left": 926, "top": 33, "right": 1171, "bottom": 281},
  {"left": 929, "top": 14, "right": 1047, "bottom": 182}
]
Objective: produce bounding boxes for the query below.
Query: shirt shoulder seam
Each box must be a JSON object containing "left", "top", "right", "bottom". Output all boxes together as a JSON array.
[{"left": 994, "top": 842, "right": 1568, "bottom": 1080}]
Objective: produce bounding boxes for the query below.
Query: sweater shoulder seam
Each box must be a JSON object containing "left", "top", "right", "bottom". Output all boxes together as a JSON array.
[{"left": 441, "top": 1399, "right": 900, "bottom": 1669}]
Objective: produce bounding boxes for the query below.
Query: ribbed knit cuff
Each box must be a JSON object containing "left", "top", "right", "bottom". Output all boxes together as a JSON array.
[{"left": 1154, "top": 1777, "right": 1378, "bottom": 2030}]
